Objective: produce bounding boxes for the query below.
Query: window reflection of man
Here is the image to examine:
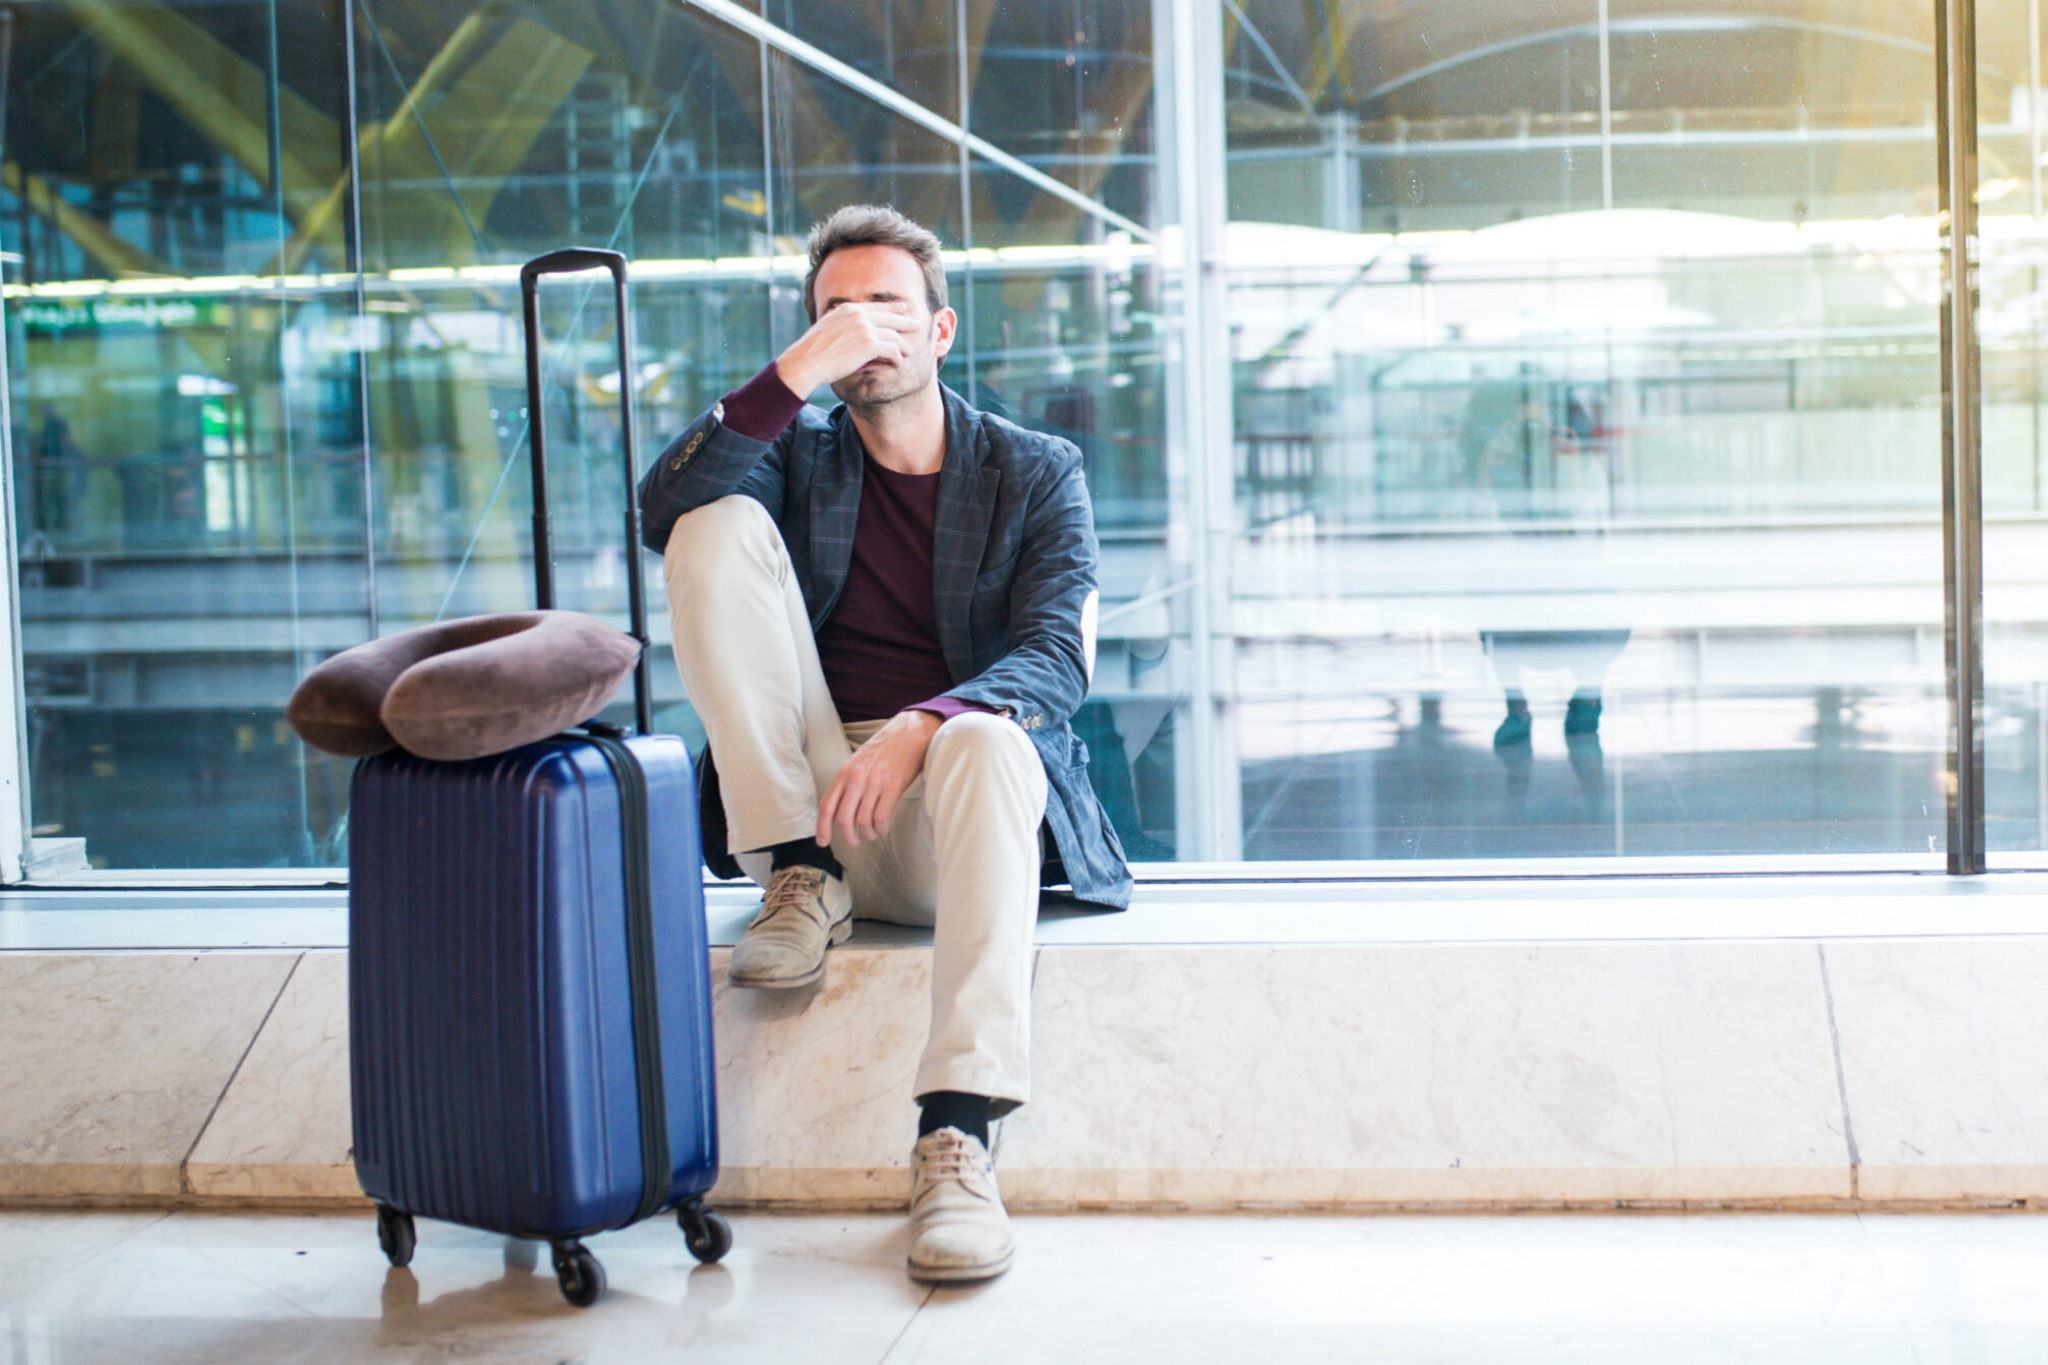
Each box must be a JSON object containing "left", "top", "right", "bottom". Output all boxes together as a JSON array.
[
  {"left": 1458, "top": 374, "right": 1630, "bottom": 794},
  {"left": 33, "top": 406, "right": 80, "bottom": 536}
]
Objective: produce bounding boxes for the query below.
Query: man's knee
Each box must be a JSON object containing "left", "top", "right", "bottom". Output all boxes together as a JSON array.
[
  {"left": 662, "top": 495, "right": 781, "bottom": 586},
  {"left": 928, "top": 711, "right": 1041, "bottom": 780}
]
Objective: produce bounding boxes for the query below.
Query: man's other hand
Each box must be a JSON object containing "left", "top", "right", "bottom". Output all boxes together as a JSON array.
[
  {"left": 775, "top": 303, "right": 921, "bottom": 397},
  {"left": 816, "top": 709, "right": 942, "bottom": 847}
]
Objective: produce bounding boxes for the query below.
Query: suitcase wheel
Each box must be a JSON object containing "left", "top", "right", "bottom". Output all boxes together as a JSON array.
[
  {"left": 677, "top": 1201, "right": 733, "bottom": 1264},
  {"left": 375, "top": 1204, "right": 416, "bottom": 1269},
  {"left": 551, "top": 1239, "right": 606, "bottom": 1308}
]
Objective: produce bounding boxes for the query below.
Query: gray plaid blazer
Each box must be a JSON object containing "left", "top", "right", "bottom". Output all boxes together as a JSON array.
[{"left": 638, "top": 383, "right": 1132, "bottom": 911}]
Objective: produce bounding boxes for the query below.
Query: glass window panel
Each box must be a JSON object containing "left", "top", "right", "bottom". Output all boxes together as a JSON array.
[
  {"left": 965, "top": 154, "right": 1178, "bottom": 859},
  {"left": 6, "top": 0, "right": 357, "bottom": 868},
  {"left": 349, "top": 0, "right": 769, "bottom": 765},
  {"left": 1977, "top": 0, "right": 2048, "bottom": 863},
  {"left": 764, "top": 45, "right": 964, "bottom": 254},
  {"left": 1225, "top": 0, "right": 1946, "bottom": 863},
  {"left": 2, "top": 0, "right": 1965, "bottom": 878},
  {"left": 971, "top": 1, "right": 1155, "bottom": 230},
  {"left": 761, "top": 43, "right": 965, "bottom": 370},
  {"left": 762, "top": 0, "right": 960, "bottom": 129},
  {"left": 960, "top": 6, "right": 1173, "bottom": 860}
]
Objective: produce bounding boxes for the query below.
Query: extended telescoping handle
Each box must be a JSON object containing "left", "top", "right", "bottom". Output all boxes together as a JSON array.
[{"left": 520, "top": 247, "right": 653, "bottom": 736}]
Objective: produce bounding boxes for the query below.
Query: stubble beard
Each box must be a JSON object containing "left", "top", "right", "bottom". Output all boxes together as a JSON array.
[{"left": 831, "top": 339, "right": 938, "bottom": 414}]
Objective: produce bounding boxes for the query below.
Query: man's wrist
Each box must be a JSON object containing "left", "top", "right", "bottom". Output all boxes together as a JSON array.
[
  {"left": 773, "top": 355, "right": 818, "bottom": 400},
  {"left": 909, "top": 697, "right": 992, "bottom": 725}
]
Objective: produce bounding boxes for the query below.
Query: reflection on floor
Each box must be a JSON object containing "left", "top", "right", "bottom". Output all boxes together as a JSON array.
[
  {"left": 4, "top": 1209, "right": 2046, "bottom": 1364},
  {"left": 1241, "top": 690, "right": 1956, "bottom": 860}
]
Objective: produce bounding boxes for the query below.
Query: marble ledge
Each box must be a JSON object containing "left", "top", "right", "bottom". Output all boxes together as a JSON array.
[
  {"left": 1005, "top": 942, "right": 1853, "bottom": 1189},
  {"left": 1827, "top": 939, "right": 2048, "bottom": 1199},
  {"left": 0, "top": 951, "right": 300, "bottom": 1203},
  {"left": 9, "top": 937, "right": 2048, "bottom": 1214},
  {"left": 184, "top": 952, "right": 352, "bottom": 1198}
]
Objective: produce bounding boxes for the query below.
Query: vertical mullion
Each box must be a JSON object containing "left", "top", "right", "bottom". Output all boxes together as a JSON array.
[
  {"left": 1162, "top": 0, "right": 1235, "bottom": 861},
  {"left": 0, "top": 5, "right": 28, "bottom": 882},
  {"left": 341, "top": 0, "right": 378, "bottom": 640},
  {"left": 2031, "top": 0, "right": 2042, "bottom": 221},
  {"left": 1596, "top": 0, "right": 1612, "bottom": 211},
  {"left": 1936, "top": 0, "right": 1984, "bottom": 873},
  {"left": 957, "top": 0, "right": 976, "bottom": 407},
  {"left": 268, "top": 0, "right": 314, "bottom": 861},
  {"left": 759, "top": 21, "right": 780, "bottom": 351}
]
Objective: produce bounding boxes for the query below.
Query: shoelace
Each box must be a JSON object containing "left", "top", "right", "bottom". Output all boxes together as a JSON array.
[
  {"left": 918, "top": 1132, "right": 988, "bottom": 1188},
  {"left": 756, "top": 868, "right": 825, "bottom": 930}
]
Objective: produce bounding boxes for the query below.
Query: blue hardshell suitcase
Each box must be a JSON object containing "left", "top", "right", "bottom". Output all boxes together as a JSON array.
[{"left": 347, "top": 249, "right": 728, "bottom": 1306}]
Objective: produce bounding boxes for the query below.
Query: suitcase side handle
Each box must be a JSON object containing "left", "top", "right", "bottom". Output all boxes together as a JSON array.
[{"left": 520, "top": 247, "right": 653, "bottom": 736}]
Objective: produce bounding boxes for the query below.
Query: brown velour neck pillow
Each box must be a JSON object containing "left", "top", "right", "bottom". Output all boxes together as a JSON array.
[{"left": 286, "top": 611, "right": 640, "bottom": 761}]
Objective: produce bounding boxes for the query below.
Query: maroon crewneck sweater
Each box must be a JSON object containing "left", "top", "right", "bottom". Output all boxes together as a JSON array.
[{"left": 720, "top": 364, "right": 984, "bottom": 725}]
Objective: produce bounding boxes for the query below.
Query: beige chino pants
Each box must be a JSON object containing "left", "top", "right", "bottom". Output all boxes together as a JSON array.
[{"left": 662, "top": 495, "right": 1047, "bottom": 1110}]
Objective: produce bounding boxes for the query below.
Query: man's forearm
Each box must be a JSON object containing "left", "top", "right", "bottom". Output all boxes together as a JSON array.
[
  {"left": 636, "top": 374, "right": 795, "bottom": 552},
  {"left": 723, "top": 363, "right": 806, "bottom": 442},
  {"left": 937, "top": 638, "right": 1090, "bottom": 734}
]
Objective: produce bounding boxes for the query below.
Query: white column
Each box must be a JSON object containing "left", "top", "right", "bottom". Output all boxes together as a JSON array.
[{"left": 1159, "top": 0, "right": 1241, "bottom": 861}]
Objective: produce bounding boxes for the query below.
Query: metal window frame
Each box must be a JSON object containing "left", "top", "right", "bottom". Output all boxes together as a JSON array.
[
  {"left": 0, "top": 7, "right": 30, "bottom": 883},
  {"left": 1936, "top": 0, "right": 1985, "bottom": 874}
]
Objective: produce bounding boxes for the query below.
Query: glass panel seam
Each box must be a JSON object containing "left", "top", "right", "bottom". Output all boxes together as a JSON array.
[{"left": 0, "top": 5, "right": 26, "bottom": 883}]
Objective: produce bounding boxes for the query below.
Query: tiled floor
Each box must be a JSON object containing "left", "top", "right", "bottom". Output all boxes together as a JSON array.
[{"left": 3, "top": 1210, "right": 2046, "bottom": 1363}]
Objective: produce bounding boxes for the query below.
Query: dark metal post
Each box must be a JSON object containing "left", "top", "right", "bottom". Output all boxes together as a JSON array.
[
  {"left": 611, "top": 270, "right": 653, "bottom": 737},
  {"left": 520, "top": 281, "right": 554, "bottom": 612},
  {"left": 1936, "top": 0, "right": 1985, "bottom": 873}
]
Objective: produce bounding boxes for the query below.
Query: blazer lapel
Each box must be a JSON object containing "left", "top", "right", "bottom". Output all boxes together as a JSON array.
[
  {"left": 806, "top": 410, "right": 863, "bottom": 631},
  {"left": 934, "top": 387, "right": 999, "bottom": 683}
]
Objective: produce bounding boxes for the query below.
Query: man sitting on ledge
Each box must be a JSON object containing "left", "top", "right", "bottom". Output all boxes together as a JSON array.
[{"left": 638, "top": 203, "right": 1132, "bottom": 1283}]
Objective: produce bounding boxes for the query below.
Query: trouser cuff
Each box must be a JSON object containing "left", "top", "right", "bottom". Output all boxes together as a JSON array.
[{"left": 914, "top": 1064, "right": 1029, "bottom": 1118}]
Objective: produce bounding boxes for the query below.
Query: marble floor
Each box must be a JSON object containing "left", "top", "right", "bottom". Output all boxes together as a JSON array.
[{"left": 2, "top": 1210, "right": 2045, "bottom": 1363}]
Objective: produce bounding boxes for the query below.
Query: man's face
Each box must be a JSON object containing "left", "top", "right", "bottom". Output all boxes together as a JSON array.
[{"left": 811, "top": 244, "right": 955, "bottom": 409}]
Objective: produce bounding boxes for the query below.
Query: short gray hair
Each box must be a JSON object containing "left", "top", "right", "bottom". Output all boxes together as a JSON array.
[{"left": 801, "top": 204, "right": 948, "bottom": 322}]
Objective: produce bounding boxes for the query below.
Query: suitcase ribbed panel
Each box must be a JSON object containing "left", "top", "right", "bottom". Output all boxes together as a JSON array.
[{"left": 349, "top": 732, "right": 716, "bottom": 1240}]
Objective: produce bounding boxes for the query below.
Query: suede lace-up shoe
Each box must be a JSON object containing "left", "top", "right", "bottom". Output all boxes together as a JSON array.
[
  {"left": 728, "top": 865, "right": 853, "bottom": 989},
  {"left": 907, "top": 1127, "right": 1015, "bottom": 1283}
]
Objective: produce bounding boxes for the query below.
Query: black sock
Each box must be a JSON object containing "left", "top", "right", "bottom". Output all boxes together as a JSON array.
[
  {"left": 917, "top": 1091, "right": 991, "bottom": 1148},
  {"left": 765, "top": 838, "right": 841, "bottom": 881}
]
